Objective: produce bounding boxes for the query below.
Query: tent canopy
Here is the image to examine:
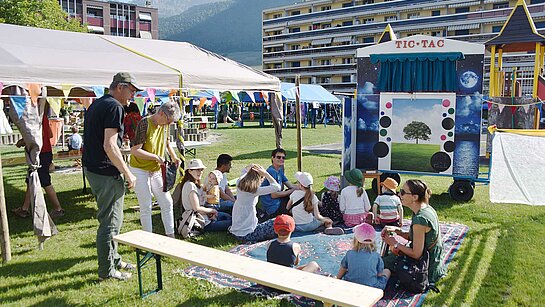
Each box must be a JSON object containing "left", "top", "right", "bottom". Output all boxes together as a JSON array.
[
  {"left": 0, "top": 23, "right": 280, "bottom": 92},
  {"left": 281, "top": 83, "right": 341, "bottom": 104}
]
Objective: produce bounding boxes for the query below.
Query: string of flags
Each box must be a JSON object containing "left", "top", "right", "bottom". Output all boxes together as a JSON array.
[{"left": 484, "top": 98, "right": 543, "bottom": 115}]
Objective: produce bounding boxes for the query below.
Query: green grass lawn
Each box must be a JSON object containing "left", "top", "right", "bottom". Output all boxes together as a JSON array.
[
  {"left": 1, "top": 122, "right": 544, "bottom": 306},
  {"left": 391, "top": 142, "right": 440, "bottom": 173}
]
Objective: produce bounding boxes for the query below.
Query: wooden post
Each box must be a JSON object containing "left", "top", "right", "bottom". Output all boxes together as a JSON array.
[
  {"left": 295, "top": 75, "right": 302, "bottom": 172},
  {"left": 0, "top": 151, "right": 12, "bottom": 263}
]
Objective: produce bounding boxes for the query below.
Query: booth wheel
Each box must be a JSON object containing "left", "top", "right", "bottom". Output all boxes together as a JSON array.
[
  {"left": 449, "top": 180, "right": 475, "bottom": 202},
  {"left": 372, "top": 173, "right": 401, "bottom": 195}
]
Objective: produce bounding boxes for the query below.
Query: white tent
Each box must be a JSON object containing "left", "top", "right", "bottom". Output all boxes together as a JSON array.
[
  {"left": 0, "top": 23, "right": 180, "bottom": 89},
  {"left": 103, "top": 36, "right": 280, "bottom": 91},
  {"left": 0, "top": 23, "right": 280, "bottom": 92}
]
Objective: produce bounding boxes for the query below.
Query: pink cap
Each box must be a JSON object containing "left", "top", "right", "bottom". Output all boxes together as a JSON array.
[{"left": 354, "top": 223, "right": 376, "bottom": 244}]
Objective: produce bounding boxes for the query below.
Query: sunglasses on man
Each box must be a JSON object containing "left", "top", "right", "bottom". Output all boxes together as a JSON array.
[{"left": 275, "top": 156, "right": 285, "bottom": 160}]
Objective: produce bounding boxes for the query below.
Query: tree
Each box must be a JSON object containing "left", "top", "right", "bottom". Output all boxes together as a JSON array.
[
  {"left": 403, "top": 121, "right": 431, "bottom": 144},
  {"left": 0, "top": 0, "right": 87, "bottom": 32}
]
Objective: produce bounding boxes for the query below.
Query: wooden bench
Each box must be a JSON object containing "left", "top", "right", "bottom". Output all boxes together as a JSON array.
[{"left": 114, "top": 230, "right": 383, "bottom": 306}]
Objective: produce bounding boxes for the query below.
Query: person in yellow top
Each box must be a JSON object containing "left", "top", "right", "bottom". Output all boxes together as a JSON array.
[{"left": 129, "top": 101, "right": 181, "bottom": 238}]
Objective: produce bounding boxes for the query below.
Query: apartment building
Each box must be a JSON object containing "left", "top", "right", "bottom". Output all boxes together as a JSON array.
[
  {"left": 262, "top": 0, "right": 545, "bottom": 93},
  {"left": 58, "top": 0, "right": 158, "bottom": 39}
]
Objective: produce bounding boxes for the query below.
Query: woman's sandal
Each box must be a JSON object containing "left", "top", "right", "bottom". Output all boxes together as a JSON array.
[{"left": 12, "top": 207, "right": 30, "bottom": 218}]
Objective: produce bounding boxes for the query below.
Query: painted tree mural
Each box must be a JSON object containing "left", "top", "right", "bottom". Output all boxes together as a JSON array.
[{"left": 403, "top": 121, "right": 431, "bottom": 144}]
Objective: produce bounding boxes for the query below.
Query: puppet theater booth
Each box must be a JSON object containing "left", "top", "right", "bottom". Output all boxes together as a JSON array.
[
  {"left": 0, "top": 23, "right": 281, "bottom": 254},
  {"left": 343, "top": 34, "right": 486, "bottom": 201}
]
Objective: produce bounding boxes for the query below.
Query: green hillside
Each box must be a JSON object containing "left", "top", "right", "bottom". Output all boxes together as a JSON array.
[{"left": 160, "top": 0, "right": 298, "bottom": 66}]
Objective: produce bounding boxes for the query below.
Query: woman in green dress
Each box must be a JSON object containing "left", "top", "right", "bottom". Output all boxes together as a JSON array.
[{"left": 381, "top": 179, "right": 446, "bottom": 284}]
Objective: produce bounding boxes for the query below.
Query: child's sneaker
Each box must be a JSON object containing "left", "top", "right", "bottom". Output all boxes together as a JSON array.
[{"left": 324, "top": 227, "right": 344, "bottom": 235}]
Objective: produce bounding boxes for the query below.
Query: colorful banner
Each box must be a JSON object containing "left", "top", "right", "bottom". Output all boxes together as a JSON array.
[
  {"left": 92, "top": 86, "right": 104, "bottom": 98},
  {"left": 61, "top": 84, "right": 72, "bottom": 98},
  {"left": 229, "top": 90, "right": 239, "bottom": 102},
  {"left": 211, "top": 96, "right": 218, "bottom": 108},
  {"left": 134, "top": 97, "right": 146, "bottom": 114},
  {"left": 146, "top": 88, "right": 156, "bottom": 103},
  {"left": 10, "top": 96, "right": 27, "bottom": 118},
  {"left": 198, "top": 97, "right": 206, "bottom": 111},
  {"left": 46, "top": 97, "right": 62, "bottom": 116},
  {"left": 27, "top": 83, "right": 41, "bottom": 106}
]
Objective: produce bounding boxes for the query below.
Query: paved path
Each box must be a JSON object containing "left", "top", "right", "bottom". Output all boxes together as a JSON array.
[{"left": 302, "top": 143, "right": 342, "bottom": 154}]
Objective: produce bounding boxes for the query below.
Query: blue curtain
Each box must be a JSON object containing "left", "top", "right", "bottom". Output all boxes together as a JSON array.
[{"left": 371, "top": 52, "right": 463, "bottom": 92}]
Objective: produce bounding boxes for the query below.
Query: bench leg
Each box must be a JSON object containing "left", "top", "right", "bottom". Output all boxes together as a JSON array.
[{"left": 136, "top": 248, "right": 163, "bottom": 298}]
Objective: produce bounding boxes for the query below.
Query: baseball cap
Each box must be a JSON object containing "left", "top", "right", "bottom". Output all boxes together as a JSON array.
[
  {"left": 354, "top": 223, "right": 376, "bottom": 244},
  {"left": 274, "top": 214, "right": 295, "bottom": 234},
  {"left": 113, "top": 72, "right": 142, "bottom": 91},
  {"left": 295, "top": 171, "right": 313, "bottom": 188}
]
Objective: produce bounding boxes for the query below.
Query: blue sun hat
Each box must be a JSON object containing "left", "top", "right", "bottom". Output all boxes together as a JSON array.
[{"left": 345, "top": 169, "right": 363, "bottom": 187}]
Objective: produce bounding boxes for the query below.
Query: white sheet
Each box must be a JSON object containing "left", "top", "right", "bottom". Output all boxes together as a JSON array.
[{"left": 490, "top": 132, "right": 545, "bottom": 206}]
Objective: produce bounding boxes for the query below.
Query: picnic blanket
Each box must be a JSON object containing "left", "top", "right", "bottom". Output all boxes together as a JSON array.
[{"left": 183, "top": 221, "right": 468, "bottom": 307}]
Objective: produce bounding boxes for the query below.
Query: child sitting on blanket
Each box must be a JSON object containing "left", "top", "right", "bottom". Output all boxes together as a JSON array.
[
  {"left": 340, "top": 169, "right": 373, "bottom": 227},
  {"left": 266, "top": 215, "right": 320, "bottom": 272},
  {"left": 286, "top": 172, "right": 344, "bottom": 235},
  {"left": 336, "top": 223, "right": 391, "bottom": 289},
  {"left": 372, "top": 178, "right": 403, "bottom": 227},
  {"left": 319, "top": 176, "right": 343, "bottom": 225},
  {"left": 204, "top": 170, "right": 222, "bottom": 206}
]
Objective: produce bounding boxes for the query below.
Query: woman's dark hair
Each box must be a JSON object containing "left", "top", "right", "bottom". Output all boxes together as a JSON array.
[
  {"left": 124, "top": 102, "right": 140, "bottom": 114},
  {"left": 180, "top": 169, "right": 201, "bottom": 189},
  {"left": 405, "top": 179, "right": 432, "bottom": 203}
]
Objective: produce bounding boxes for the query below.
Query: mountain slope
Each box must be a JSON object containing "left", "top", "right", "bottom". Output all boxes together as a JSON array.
[{"left": 160, "top": 0, "right": 298, "bottom": 66}]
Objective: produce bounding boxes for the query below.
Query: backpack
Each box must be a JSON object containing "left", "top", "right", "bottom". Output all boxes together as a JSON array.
[
  {"left": 394, "top": 238, "right": 440, "bottom": 293},
  {"left": 175, "top": 210, "right": 206, "bottom": 239}
]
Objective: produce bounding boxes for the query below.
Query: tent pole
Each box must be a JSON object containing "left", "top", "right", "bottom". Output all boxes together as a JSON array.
[
  {"left": 0, "top": 151, "right": 12, "bottom": 263},
  {"left": 295, "top": 75, "right": 302, "bottom": 171}
]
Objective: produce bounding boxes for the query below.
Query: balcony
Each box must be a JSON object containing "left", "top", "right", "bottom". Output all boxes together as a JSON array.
[
  {"left": 110, "top": 19, "right": 137, "bottom": 28},
  {"left": 263, "top": 43, "right": 368, "bottom": 62},
  {"left": 264, "top": 64, "right": 356, "bottom": 78},
  {"left": 139, "top": 22, "right": 151, "bottom": 31}
]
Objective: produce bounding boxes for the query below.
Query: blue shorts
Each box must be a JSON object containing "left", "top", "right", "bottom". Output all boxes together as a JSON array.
[{"left": 295, "top": 218, "right": 323, "bottom": 232}]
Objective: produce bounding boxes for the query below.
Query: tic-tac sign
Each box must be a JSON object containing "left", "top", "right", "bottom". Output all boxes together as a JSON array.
[{"left": 395, "top": 39, "right": 445, "bottom": 49}]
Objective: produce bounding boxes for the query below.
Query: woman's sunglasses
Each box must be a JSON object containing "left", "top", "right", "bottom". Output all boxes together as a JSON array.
[{"left": 399, "top": 188, "right": 412, "bottom": 196}]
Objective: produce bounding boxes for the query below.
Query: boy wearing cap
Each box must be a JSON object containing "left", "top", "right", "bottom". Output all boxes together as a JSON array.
[
  {"left": 267, "top": 215, "right": 320, "bottom": 273},
  {"left": 372, "top": 178, "right": 403, "bottom": 227},
  {"left": 83, "top": 72, "right": 139, "bottom": 281},
  {"left": 336, "top": 223, "right": 390, "bottom": 290}
]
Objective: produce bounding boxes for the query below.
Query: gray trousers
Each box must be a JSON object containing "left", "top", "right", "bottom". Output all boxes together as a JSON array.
[{"left": 84, "top": 168, "right": 125, "bottom": 278}]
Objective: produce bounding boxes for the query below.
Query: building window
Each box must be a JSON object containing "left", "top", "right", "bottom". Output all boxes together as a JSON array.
[
  {"left": 290, "top": 44, "right": 300, "bottom": 50},
  {"left": 363, "top": 18, "right": 374, "bottom": 24},
  {"left": 273, "top": 63, "right": 282, "bottom": 69},
  {"left": 431, "top": 31, "right": 442, "bottom": 37},
  {"left": 321, "top": 23, "right": 331, "bottom": 29},
  {"left": 531, "top": 0, "right": 545, "bottom": 3},
  {"left": 321, "top": 6, "right": 331, "bottom": 11},
  {"left": 342, "top": 76, "right": 352, "bottom": 83},
  {"left": 407, "top": 12, "right": 420, "bottom": 19},
  {"left": 362, "top": 0, "right": 374, "bottom": 4},
  {"left": 273, "top": 13, "right": 282, "bottom": 18},
  {"left": 492, "top": 26, "right": 503, "bottom": 33},
  {"left": 455, "top": 7, "right": 470, "bottom": 14},
  {"left": 535, "top": 21, "right": 545, "bottom": 28},
  {"left": 342, "top": 2, "right": 353, "bottom": 7},
  {"left": 342, "top": 58, "right": 352, "bottom": 64},
  {"left": 291, "top": 10, "right": 300, "bottom": 16},
  {"left": 432, "top": 10, "right": 441, "bottom": 16},
  {"left": 289, "top": 27, "right": 300, "bottom": 33},
  {"left": 319, "top": 77, "right": 331, "bottom": 83},
  {"left": 320, "top": 59, "right": 331, "bottom": 65},
  {"left": 363, "top": 37, "right": 374, "bottom": 43},
  {"left": 342, "top": 20, "right": 353, "bottom": 26},
  {"left": 384, "top": 15, "right": 397, "bottom": 22},
  {"left": 291, "top": 61, "right": 301, "bottom": 68},
  {"left": 454, "top": 29, "right": 470, "bottom": 36},
  {"left": 493, "top": 2, "right": 509, "bottom": 9}
]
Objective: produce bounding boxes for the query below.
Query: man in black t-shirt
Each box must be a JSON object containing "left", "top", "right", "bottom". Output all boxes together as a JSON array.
[{"left": 83, "top": 72, "right": 139, "bottom": 281}]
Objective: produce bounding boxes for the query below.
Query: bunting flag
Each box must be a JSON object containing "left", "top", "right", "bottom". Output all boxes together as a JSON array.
[
  {"left": 262, "top": 91, "right": 269, "bottom": 104},
  {"left": 198, "top": 97, "right": 206, "bottom": 111},
  {"left": 246, "top": 91, "right": 255, "bottom": 103},
  {"left": 522, "top": 104, "right": 530, "bottom": 114},
  {"left": 169, "top": 89, "right": 177, "bottom": 97},
  {"left": 487, "top": 102, "right": 492, "bottom": 110},
  {"left": 92, "top": 86, "right": 104, "bottom": 98},
  {"left": 498, "top": 104, "right": 505, "bottom": 113},
  {"left": 213, "top": 90, "right": 220, "bottom": 103},
  {"left": 10, "top": 96, "right": 27, "bottom": 118},
  {"left": 27, "top": 83, "right": 41, "bottom": 106},
  {"left": 134, "top": 97, "right": 146, "bottom": 114},
  {"left": 229, "top": 90, "right": 239, "bottom": 102},
  {"left": 510, "top": 106, "right": 517, "bottom": 115},
  {"left": 46, "top": 97, "right": 62, "bottom": 116},
  {"left": 146, "top": 88, "right": 156, "bottom": 102},
  {"left": 188, "top": 89, "right": 200, "bottom": 97},
  {"left": 211, "top": 96, "right": 218, "bottom": 108},
  {"left": 61, "top": 84, "right": 72, "bottom": 98}
]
